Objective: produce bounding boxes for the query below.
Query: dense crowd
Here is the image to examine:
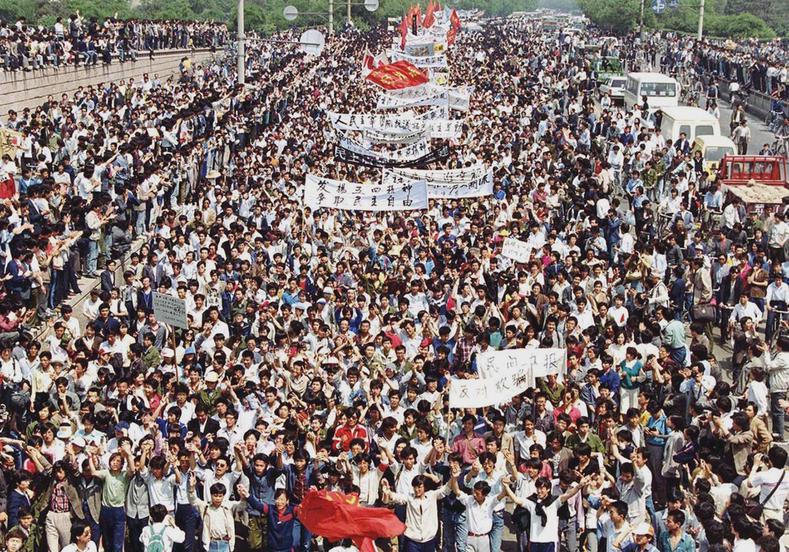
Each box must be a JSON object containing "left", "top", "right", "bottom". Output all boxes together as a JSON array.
[
  {"left": 0, "top": 10, "right": 787, "bottom": 552},
  {"left": 0, "top": 17, "right": 228, "bottom": 71}
]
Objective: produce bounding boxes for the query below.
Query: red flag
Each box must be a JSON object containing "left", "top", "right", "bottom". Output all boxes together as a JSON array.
[
  {"left": 399, "top": 15, "right": 409, "bottom": 49},
  {"left": 423, "top": 0, "right": 436, "bottom": 28},
  {"left": 299, "top": 490, "right": 405, "bottom": 552},
  {"left": 365, "top": 60, "right": 428, "bottom": 90},
  {"left": 447, "top": 8, "right": 460, "bottom": 45}
]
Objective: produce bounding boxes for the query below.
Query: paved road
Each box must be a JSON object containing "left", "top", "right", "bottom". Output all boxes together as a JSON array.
[{"left": 715, "top": 97, "right": 777, "bottom": 155}]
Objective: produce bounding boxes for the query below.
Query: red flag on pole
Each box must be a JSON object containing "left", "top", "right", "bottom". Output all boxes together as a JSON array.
[
  {"left": 399, "top": 15, "right": 409, "bottom": 49},
  {"left": 365, "top": 60, "right": 429, "bottom": 90},
  {"left": 423, "top": 0, "right": 436, "bottom": 28},
  {"left": 298, "top": 490, "right": 405, "bottom": 552},
  {"left": 447, "top": 8, "right": 460, "bottom": 45}
]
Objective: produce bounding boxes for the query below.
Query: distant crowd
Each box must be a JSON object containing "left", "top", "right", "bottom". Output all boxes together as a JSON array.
[{"left": 0, "top": 17, "right": 228, "bottom": 71}]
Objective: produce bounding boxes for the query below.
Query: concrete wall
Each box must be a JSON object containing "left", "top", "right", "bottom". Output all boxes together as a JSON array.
[{"left": 1, "top": 48, "right": 219, "bottom": 113}]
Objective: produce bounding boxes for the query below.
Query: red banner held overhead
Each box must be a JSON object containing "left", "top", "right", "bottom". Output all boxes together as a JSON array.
[
  {"left": 365, "top": 60, "right": 429, "bottom": 90},
  {"left": 298, "top": 490, "right": 405, "bottom": 552},
  {"left": 447, "top": 8, "right": 461, "bottom": 45},
  {"left": 423, "top": 0, "right": 436, "bottom": 28}
]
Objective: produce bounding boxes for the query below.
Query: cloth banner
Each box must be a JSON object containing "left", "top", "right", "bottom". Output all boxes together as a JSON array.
[
  {"left": 335, "top": 142, "right": 450, "bottom": 168},
  {"left": 362, "top": 127, "right": 426, "bottom": 145},
  {"left": 393, "top": 164, "right": 487, "bottom": 183},
  {"left": 388, "top": 50, "right": 448, "bottom": 69},
  {"left": 299, "top": 490, "right": 406, "bottom": 552},
  {"left": 501, "top": 237, "right": 533, "bottom": 264},
  {"left": 377, "top": 85, "right": 471, "bottom": 112},
  {"left": 449, "top": 348, "right": 565, "bottom": 408},
  {"left": 365, "top": 60, "right": 429, "bottom": 90},
  {"left": 304, "top": 174, "right": 428, "bottom": 211},
  {"left": 330, "top": 109, "right": 462, "bottom": 139},
  {"left": 405, "top": 41, "right": 435, "bottom": 57},
  {"left": 338, "top": 136, "right": 431, "bottom": 163},
  {"left": 387, "top": 167, "right": 493, "bottom": 198}
]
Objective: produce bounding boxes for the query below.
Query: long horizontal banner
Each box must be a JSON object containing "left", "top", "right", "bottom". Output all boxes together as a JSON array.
[
  {"left": 362, "top": 127, "right": 426, "bottom": 145},
  {"left": 388, "top": 50, "right": 449, "bottom": 69},
  {"left": 304, "top": 174, "right": 428, "bottom": 211},
  {"left": 339, "top": 136, "right": 430, "bottom": 163},
  {"left": 329, "top": 111, "right": 463, "bottom": 140},
  {"left": 392, "top": 164, "right": 487, "bottom": 183},
  {"left": 449, "top": 348, "right": 565, "bottom": 408},
  {"left": 386, "top": 167, "right": 493, "bottom": 198},
  {"left": 335, "top": 143, "right": 450, "bottom": 168},
  {"left": 377, "top": 87, "right": 471, "bottom": 112}
]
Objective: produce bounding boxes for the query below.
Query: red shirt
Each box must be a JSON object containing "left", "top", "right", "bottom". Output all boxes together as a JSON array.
[{"left": 331, "top": 424, "right": 369, "bottom": 453}]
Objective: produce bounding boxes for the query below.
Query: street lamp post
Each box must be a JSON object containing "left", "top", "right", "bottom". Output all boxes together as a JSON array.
[
  {"left": 697, "top": 0, "right": 705, "bottom": 40},
  {"left": 284, "top": 0, "right": 378, "bottom": 35},
  {"left": 238, "top": 0, "right": 245, "bottom": 84}
]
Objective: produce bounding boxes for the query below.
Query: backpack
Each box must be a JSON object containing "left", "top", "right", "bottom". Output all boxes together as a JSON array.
[{"left": 147, "top": 525, "right": 168, "bottom": 552}]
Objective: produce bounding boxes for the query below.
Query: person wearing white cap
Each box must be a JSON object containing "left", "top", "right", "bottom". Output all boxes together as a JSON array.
[{"left": 621, "top": 522, "right": 659, "bottom": 552}]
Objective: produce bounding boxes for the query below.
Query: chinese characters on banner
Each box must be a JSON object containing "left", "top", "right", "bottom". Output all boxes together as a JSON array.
[
  {"left": 386, "top": 167, "right": 493, "bottom": 199},
  {"left": 388, "top": 50, "right": 449, "bottom": 69},
  {"left": 303, "top": 174, "right": 428, "bottom": 211},
  {"left": 501, "top": 237, "right": 533, "bottom": 264},
  {"left": 376, "top": 86, "right": 471, "bottom": 112},
  {"left": 334, "top": 142, "right": 450, "bottom": 168},
  {"left": 152, "top": 292, "right": 189, "bottom": 329},
  {"left": 329, "top": 110, "right": 463, "bottom": 140},
  {"left": 449, "top": 348, "right": 565, "bottom": 409}
]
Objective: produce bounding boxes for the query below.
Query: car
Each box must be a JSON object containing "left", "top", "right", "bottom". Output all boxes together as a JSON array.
[{"left": 599, "top": 76, "right": 627, "bottom": 105}]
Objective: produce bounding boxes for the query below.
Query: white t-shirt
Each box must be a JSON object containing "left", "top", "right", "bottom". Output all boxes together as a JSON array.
[
  {"left": 751, "top": 468, "right": 789, "bottom": 510},
  {"left": 140, "top": 522, "right": 186, "bottom": 551},
  {"left": 524, "top": 497, "right": 561, "bottom": 543}
]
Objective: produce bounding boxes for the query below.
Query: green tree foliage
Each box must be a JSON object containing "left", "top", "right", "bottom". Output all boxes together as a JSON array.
[{"left": 579, "top": 0, "right": 780, "bottom": 38}]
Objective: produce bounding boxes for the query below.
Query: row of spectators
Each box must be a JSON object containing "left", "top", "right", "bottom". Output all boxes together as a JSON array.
[{"left": 0, "top": 17, "right": 228, "bottom": 71}]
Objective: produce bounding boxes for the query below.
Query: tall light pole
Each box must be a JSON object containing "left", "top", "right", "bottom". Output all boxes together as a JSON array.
[
  {"left": 238, "top": 0, "right": 245, "bottom": 84},
  {"left": 347, "top": 0, "right": 352, "bottom": 27},
  {"left": 639, "top": 0, "right": 645, "bottom": 37},
  {"left": 697, "top": 0, "right": 705, "bottom": 40}
]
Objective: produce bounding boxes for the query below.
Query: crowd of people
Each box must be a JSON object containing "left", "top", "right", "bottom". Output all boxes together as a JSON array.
[
  {"left": 0, "top": 17, "right": 228, "bottom": 71},
  {"left": 0, "top": 9, "right": 787, "bottom": 552}
]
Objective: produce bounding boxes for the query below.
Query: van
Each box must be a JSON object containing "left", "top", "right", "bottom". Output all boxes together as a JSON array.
[
  {"left": 659, "top": 106, "right": 721, "bottom": 143},
  {"left": 622, "top": 72, "right": 680, "bottom": 109},
  {"left": 692, "top": 135, "right": 736, "bottom": 172}
]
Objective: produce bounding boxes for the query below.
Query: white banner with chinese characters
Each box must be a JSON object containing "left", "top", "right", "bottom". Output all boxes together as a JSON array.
[
  {"left": 329, "top": 109, "right": 462, "bottom": 139},
  {"left": 338, "top": 136, "right": 431, "bottom": 163},
  {"left": 386, "top": 167, "right": 493, "bottom": 199},
  {"left": 449, "top": 348, "right": 565, "bottom": 408},
  {"left": 501, "top": 237, "right": 533, "bottom": 264},
  {"left": 376, "top": 86, "right": 471, "bottom": 112},
  {"left": 388, "top": 50, "right": 449, "bottom": 68},
  {"left": 393, "top": 164, "right": 487, "bottom": 183},
  {"left": 304, "top": 174, "right": 428, "bottom": 211}
]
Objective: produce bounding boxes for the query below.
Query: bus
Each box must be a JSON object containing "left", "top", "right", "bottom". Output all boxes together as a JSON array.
[{"left": 622, "top": 72, "right": 680, "bottom": 109}]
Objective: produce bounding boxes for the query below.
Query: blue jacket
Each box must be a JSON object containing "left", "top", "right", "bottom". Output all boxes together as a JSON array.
[{"left": 7, "top": 489, "right": 31, "bottom": 528}]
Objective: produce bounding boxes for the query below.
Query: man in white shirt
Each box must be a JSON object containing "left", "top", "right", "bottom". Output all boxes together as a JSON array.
[
  {"left": 746, "top": 443, "right": 789, "bottom": 521},
  {"left": 448, "top": 465, "right": 507, "bottom": 552},
  {"left": 729, "top": 293, "right": 763, "bottom": 327},
  {"left": 382, "top": 473, "right": 449, "bottom": 550}
]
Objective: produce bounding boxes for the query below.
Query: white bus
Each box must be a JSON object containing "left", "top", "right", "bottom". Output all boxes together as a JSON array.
[{"left": 622, "top": 72, "right": 680, "bottom": 109}]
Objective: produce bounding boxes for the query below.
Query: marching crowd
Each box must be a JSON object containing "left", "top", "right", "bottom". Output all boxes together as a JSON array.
[
  {"left": 0, "top": 17, "right": 228, "bottom": 72},
  {"left": 0, "top": 9, "right": 788, "bottom": 552}
]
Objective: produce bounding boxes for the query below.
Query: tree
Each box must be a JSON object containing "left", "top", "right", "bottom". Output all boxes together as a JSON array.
[{"left": 577, "top": 0, "right": 641, "bottom": 33}]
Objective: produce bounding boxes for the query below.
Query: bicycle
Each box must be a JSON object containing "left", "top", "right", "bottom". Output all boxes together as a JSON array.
[{"left": 772, "top": 134, "right": 788, "bottom": 156}]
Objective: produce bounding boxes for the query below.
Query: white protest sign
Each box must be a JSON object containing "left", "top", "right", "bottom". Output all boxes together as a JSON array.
[
  {"left": 304, "top": 174, "right": 428, "bottom": 211},
  {"left": 449, "top": 348, "right": 565, "bottom": 408},
  {"left": 339, "top": 135, "right": 430, "bottom": 163},
  {"left": 376, "top": 87, "right": 470, "bottom": 112},
  {"left": 501, "top": 237, "right": 533, "bottom": 264},
  {"left": 152, "top": 292, "right": 188, "bottom": 329},
  {"left": 393, "top": 164, "right": 487, "bottom": 183}
]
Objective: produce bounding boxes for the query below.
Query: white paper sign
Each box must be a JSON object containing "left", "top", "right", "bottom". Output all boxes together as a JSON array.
[
  {"left": 152, "top": 292, "right": 188, "bottom": 329},
  {"left": 449, "top": 348, "right": 565, "bottom": 408},
  {"left": 304, "top": 174, "right": 428, "bottom": 211},
  {"left": 377, "top": 88, "right": 470, "bottom": 112},
  {"left": 393, "top": 164, "right": 487, "bottom": 183},
  {"left": 501, "top": 237, "right": 533, "bottom": 264}
]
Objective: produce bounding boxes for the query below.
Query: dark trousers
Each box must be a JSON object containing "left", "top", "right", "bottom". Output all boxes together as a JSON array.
[
  {"left": 100, "top": 505, "right": 126, "bottom": 552},
  {"left": 126, "top": 516, "right": 148, "bottom": 552},
  {"left": 175, "top": 503, "right": 200, "bottom": 552}
]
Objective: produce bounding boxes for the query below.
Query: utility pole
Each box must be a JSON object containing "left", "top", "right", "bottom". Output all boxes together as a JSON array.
[
  {"left": 639, "top": 0, "right": 645, "bottom": 37},
  {"left": 237, "top": 0, "right": 245, "bottom": 84},
  {"left": 329, "top": 0, "right": 334, "bottom": 35},
  {"left": 347, "top": 0, "right": 352, "bottom": 27},
  {"left": 697, "top": 0, "right": 705, "bottom": 40}
]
